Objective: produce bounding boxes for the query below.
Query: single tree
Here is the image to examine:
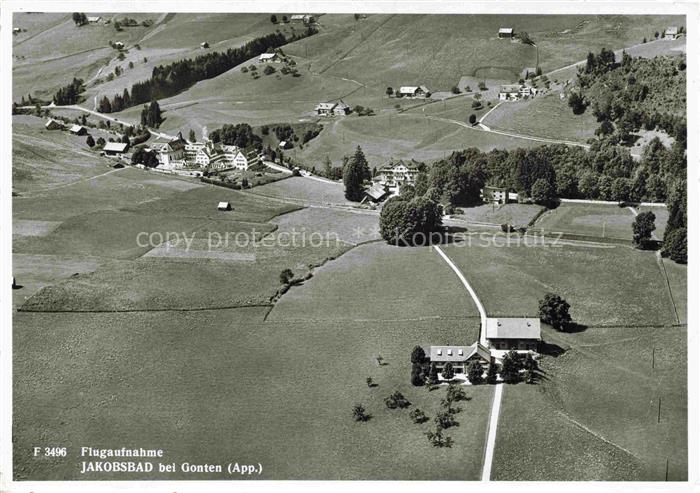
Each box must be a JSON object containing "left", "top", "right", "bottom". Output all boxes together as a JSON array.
[
  {"left": 86, "top": 135, "right": 95, "bottom": 147},
  {"left": 353, "top": 404, "right": 370, "bottom": 422},
  {"left": 446, "top": 383, "right": 467, "bottom": 402},
  {"left": 632, "top": 211, "right": 656, "bottom": 247},
  {"left": 468, "top": 114, "right": 477, "bottom": 125},
  {"left": 411, "top": 346, "right": 426, "bottom": 364},
  {"left": 385, "top": 391, "right": 411, "bottom": 409},
  {"left": 442, "top": 362, "right": 455, "bottom": 381},
  {"left": 538, "top": 293, "right": 572, "bottom": 331},
  {"left": 96, "top": 137, "right": 106, "bottom": 147},
  {"left": 427, "top": 362, "right": 439, "bottom": 385},
  {"left": 434, "top": 411, "right": 457, "bottom": 429},
  {"left": 270, "top": 14, "right": 278, "bottom": 23},
  {"left": 451, "top": 85, "right": 460, "bottom": 94},
  {"left": 409, "top": 408, "right": 428, "bottom": 424},
  {"left": 501, "top": 350, "right": 522, "bottom": 384},
  {"left": 530, "top": 177, "right": 555, "bottom": 205},
  {"left": 467, "top": 361, "right": 483, "bottom": 385},
  {"left": 188, "top": 128, "right": 196, "bottom": 142},
  {"left": 386, "top": 87, "right": 394, "bottom": 97},
  {"left": 322, "top": 155, "right": 333, "bottom": 178},
  {"left": 343, "top": 146, "right": 371, "bottom": 201},
  {"left": 486, "top": 361, "right": 498, "bottom": 384},
  {"left": 279, "top": 268, "right": 294, "bottom": 284}
]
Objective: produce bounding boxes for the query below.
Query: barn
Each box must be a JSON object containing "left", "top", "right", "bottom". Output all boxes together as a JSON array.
[{"left": 217, "top": 201, "right": 232, "bottom": 211}]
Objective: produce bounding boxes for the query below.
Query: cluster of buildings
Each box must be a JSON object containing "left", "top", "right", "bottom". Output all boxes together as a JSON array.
[
  {"left": 396, "top": 85, "right": 430, "bottom": 98},
  {"left": 498, "top": 84, "right": 538, "bottom": 101},
  {"left": 430, "top": 317, "right": 542, "bottom": 374},
  {"left": 480, "top": 185, "right": 519, "bottom": 204},
  {"left": 150, "top": 132, "right": 258, "bottom": 171},
  {"left": 314, "top": 100, "right": 351, "bottom": 116},
  {"left": 365, "top": 160, "right": 420, "bottom": 202}
]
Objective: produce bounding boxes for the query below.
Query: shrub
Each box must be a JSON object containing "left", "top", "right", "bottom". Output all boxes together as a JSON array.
[
  {"left": 409, "top": 408, "right": 428, "bottom": 424},
  {"left": 353, "top": 404, "right": 370, "bottom": 422},
  {"left": 385, "top": 391, "right": 411, "bottom": 409}
]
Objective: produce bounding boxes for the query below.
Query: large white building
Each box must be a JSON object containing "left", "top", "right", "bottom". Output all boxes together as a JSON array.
[
  {"left": 372, "top": 161, "right": 420, "bottom": 195},
  {"left": 155, "top": 134, "right": 257, "bottom": 171}
]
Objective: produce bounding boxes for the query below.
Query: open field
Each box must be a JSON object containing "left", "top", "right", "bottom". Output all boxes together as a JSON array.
[
  {"left": 271, "top": 207, "right": 380, "bottom": 245},
  {"left": 441, "top": 241, "right": 677, "bottom": 327},
  {"left": 534, "top": 202, "right": 635, "bottom": 240},
  {"left": 269, "top": 241, "right": 481, "bottom": 336},
  {"left": 291, "top": 112, "right": 544, "bottom": 168},
  {"left": 456, "top": 203, "right": 545, "bottom": 227},
  {"left": 484, "top": 92, "right": 597, "bottom": 143},
  {"left": 12, "top": 115, "right": 119, "bottom": 193},
  {"left": 14, "top": 244, "right": 492, "bottom": 480},
  {"left": 249, "top": 176, "right": 349, "bottom": 206},
  {"left": 493, "top": 324, "right": 687, "bottom": 480},
  {"left": 661, "top": 258, "right": 687, "bottom": 324}
]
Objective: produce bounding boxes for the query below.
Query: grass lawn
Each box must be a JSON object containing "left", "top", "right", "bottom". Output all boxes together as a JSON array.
[
  {"left": 534, "top": 202, "right": 635, "bottom": 240},
  {"left": 484, "top": 92, "right": 597, "bottom": 143},
  {"left": 271, "top": 207, "right": 381, "bottom": 245},
  {"left": 661, "top": 258, "right": 686, "bottom": 324},
  {"left": 12, "top": 115, "right": 118, "bottom": 193},
  {"left": 269, "top": 242, "right": 481, "bottom": 336},
  {"left": 492, "top": 324, "right": 687, "bottom": 480},
  {"left": 457, "top": 203, "right": 544, "bottom": 227},
  {"left": 440, "top": 241, "right": 677, "bottom": 327},
  {"left": 14, "top": 242, "right": 492, "bottom": 480},
  {"left": 249, "top": 176, "right": 349, "bottom": 206}
]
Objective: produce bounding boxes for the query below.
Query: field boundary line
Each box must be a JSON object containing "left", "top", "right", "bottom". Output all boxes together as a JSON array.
[
  {"left": 655, "top": 251, "right": 681, "bottom": 325},
  {"left": 555, "top": 410, "right": 639, "bottom": 460},
  {"left": 481, "top": 383, "right": 504, "bottom": 481},
  {"left": 17, "top": 303, "right": 273, "bottom": 314}
]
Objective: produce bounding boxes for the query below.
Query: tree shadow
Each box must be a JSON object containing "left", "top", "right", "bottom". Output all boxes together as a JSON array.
[
  {"left": 539, "top": 340, "right": 568, "bottom": 357},
  {"left": 564, "top": 322, "right": 588, "bottom": 334}
]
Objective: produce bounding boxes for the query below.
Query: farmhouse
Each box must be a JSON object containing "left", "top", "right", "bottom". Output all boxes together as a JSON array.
[
  {"left": 258, "top": 52, "right": 280, "bottom": 63},
  {"left": 87, "top": 16, "right": 102, "bottom": 23},
  {"left": 498, "top": 84, "right": 537, "bottom": 101},
  {"left": 498, "top": 27, "right": 514, "bottom": 38},
  {"left": 45, "top": 118, "right": 64, "bottom": 130},
  {"left": 373, "top": 161, "right": 420, "bottom": 195},
  {"left": 314, "top": 100, "right": 351, "bottom": 116},
  {"left": 103, "top": 142, "right": 130, "bottom": 156},
  {"left": 279, "top": 140, "right": 292, "bottom": 149},
  {"left": 200, "top": 41, "right": 209, "bottom": 49},
  {"left": 429, "top": 343, "right": 491, "bottom": 374},
  {"left": 485, "top": 317, "right": 541, "bottom": 351},
  {"left": 217, "top": 201, "right": 232, "bottom": 211},
  {"left": 113, "top": 41, "right": 124, "bottom": 50},
  {"left": 397, "top": 86, "right": 430, "bottom": 98},
  {"left": 13, "top": 27, "right": 21, "bottom": 33},
  {"left": 69, "top": 125, "right": 87, "bottom": 135},
  {"left": 481, "top": 186, "right": 518, "bottom": 204},
  {"left": 664, "top": 26, "right": 680, "bottom": 39}
]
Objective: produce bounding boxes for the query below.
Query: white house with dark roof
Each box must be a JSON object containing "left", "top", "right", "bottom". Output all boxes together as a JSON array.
[
  {"left": 664, "top": 26, "right": 680, "bottom": 39},
  {"left": 485, "top": 317, "right": 541, "bottom": 351},
  {"left": 69, "top": 124, "right": 87, "bottom": 135},
  {"left": 430, "top": 343, "right": 491, "bottom": 374},
  {"left": 314, "top": 99, "right": 351, "bottom": 116},
  {"left": 498, "top": 27, "right": 514, "bottom": 38},
  {"left": 373, "top": 161, "right": 420, "bottom": 195},
  {"left": 258, "top": 52, "right": 280, "bottom": 63},
  {"left": 397, "top": 85, "right": 430, "bottom": 98}
]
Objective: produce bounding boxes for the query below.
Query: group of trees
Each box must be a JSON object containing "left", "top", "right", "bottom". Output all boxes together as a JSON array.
[
  {"left": 53, "top": 78, "right": 85, "bottom": 105},
  {"left": 98, "top": 29, "right": 317, "bottom": 113},
  {"left": 131, "top": 147, "right": 159, "bottom": 167},
  {"left": 209, "top": 122, "right": 262, "bottom": 150},
  {"left": 71, "top": 12, "right": 88, "bottom": 26},
  {"left": 379, "top": 193, "right": 443, "bottom": 246},
  {"left": 662, "top": 178, "right": 687, "bottom": 263},
  {"left": 140, "top": 100, "right": 163, "bottom": 128},
  {"left": 538, "top": 293, "right": 572, "bottom": 331},
  {"left": 573, "top": 49, "right": 686, "bottom": 145}
]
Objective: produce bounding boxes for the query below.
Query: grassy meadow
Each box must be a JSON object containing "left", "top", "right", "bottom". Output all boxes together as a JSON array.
[
  {"left": 493, "top": 324, "right": 687, "bottom": 480},
  {"left": 534, "top": 202, "right": 636, "bottom": 240}
]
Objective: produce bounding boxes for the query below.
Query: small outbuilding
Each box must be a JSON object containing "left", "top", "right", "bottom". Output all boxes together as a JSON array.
[
  {"left": 113, "top": 41, "right": 125, "bottom": 50},
  {"left": 664, "top": 26, "right": 680, "bottom": 39},
  {"left": 87, "top": 16, "right": 102, "bottom": 23},
  {"left": 69, "top": 124, "right": 87, "bottom": 135},
  {"left": 498, "top": 27, "right": 514, "bottom": 38},
  {"left": 217, "top": 201, "right": 232, "bottom": 211},
  {"left": 278, "top": 140, "right": 292, "bottom": 149},
  {"left": 258, "top": 52, "right": 280, "bottom": 63},
  {"left": 45, "top": 118, "right": 64, "bottom": 130},
  {"left": 200, "top": 41, "right": 209, "bottom": 49},
  {"left": 103, "top": 142, "right": 129, "bottom": 155}
]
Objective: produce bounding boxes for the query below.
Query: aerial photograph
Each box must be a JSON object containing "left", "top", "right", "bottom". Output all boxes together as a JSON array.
[{"left": 8, "top": 7, "right": 689, "bottom": 483}]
